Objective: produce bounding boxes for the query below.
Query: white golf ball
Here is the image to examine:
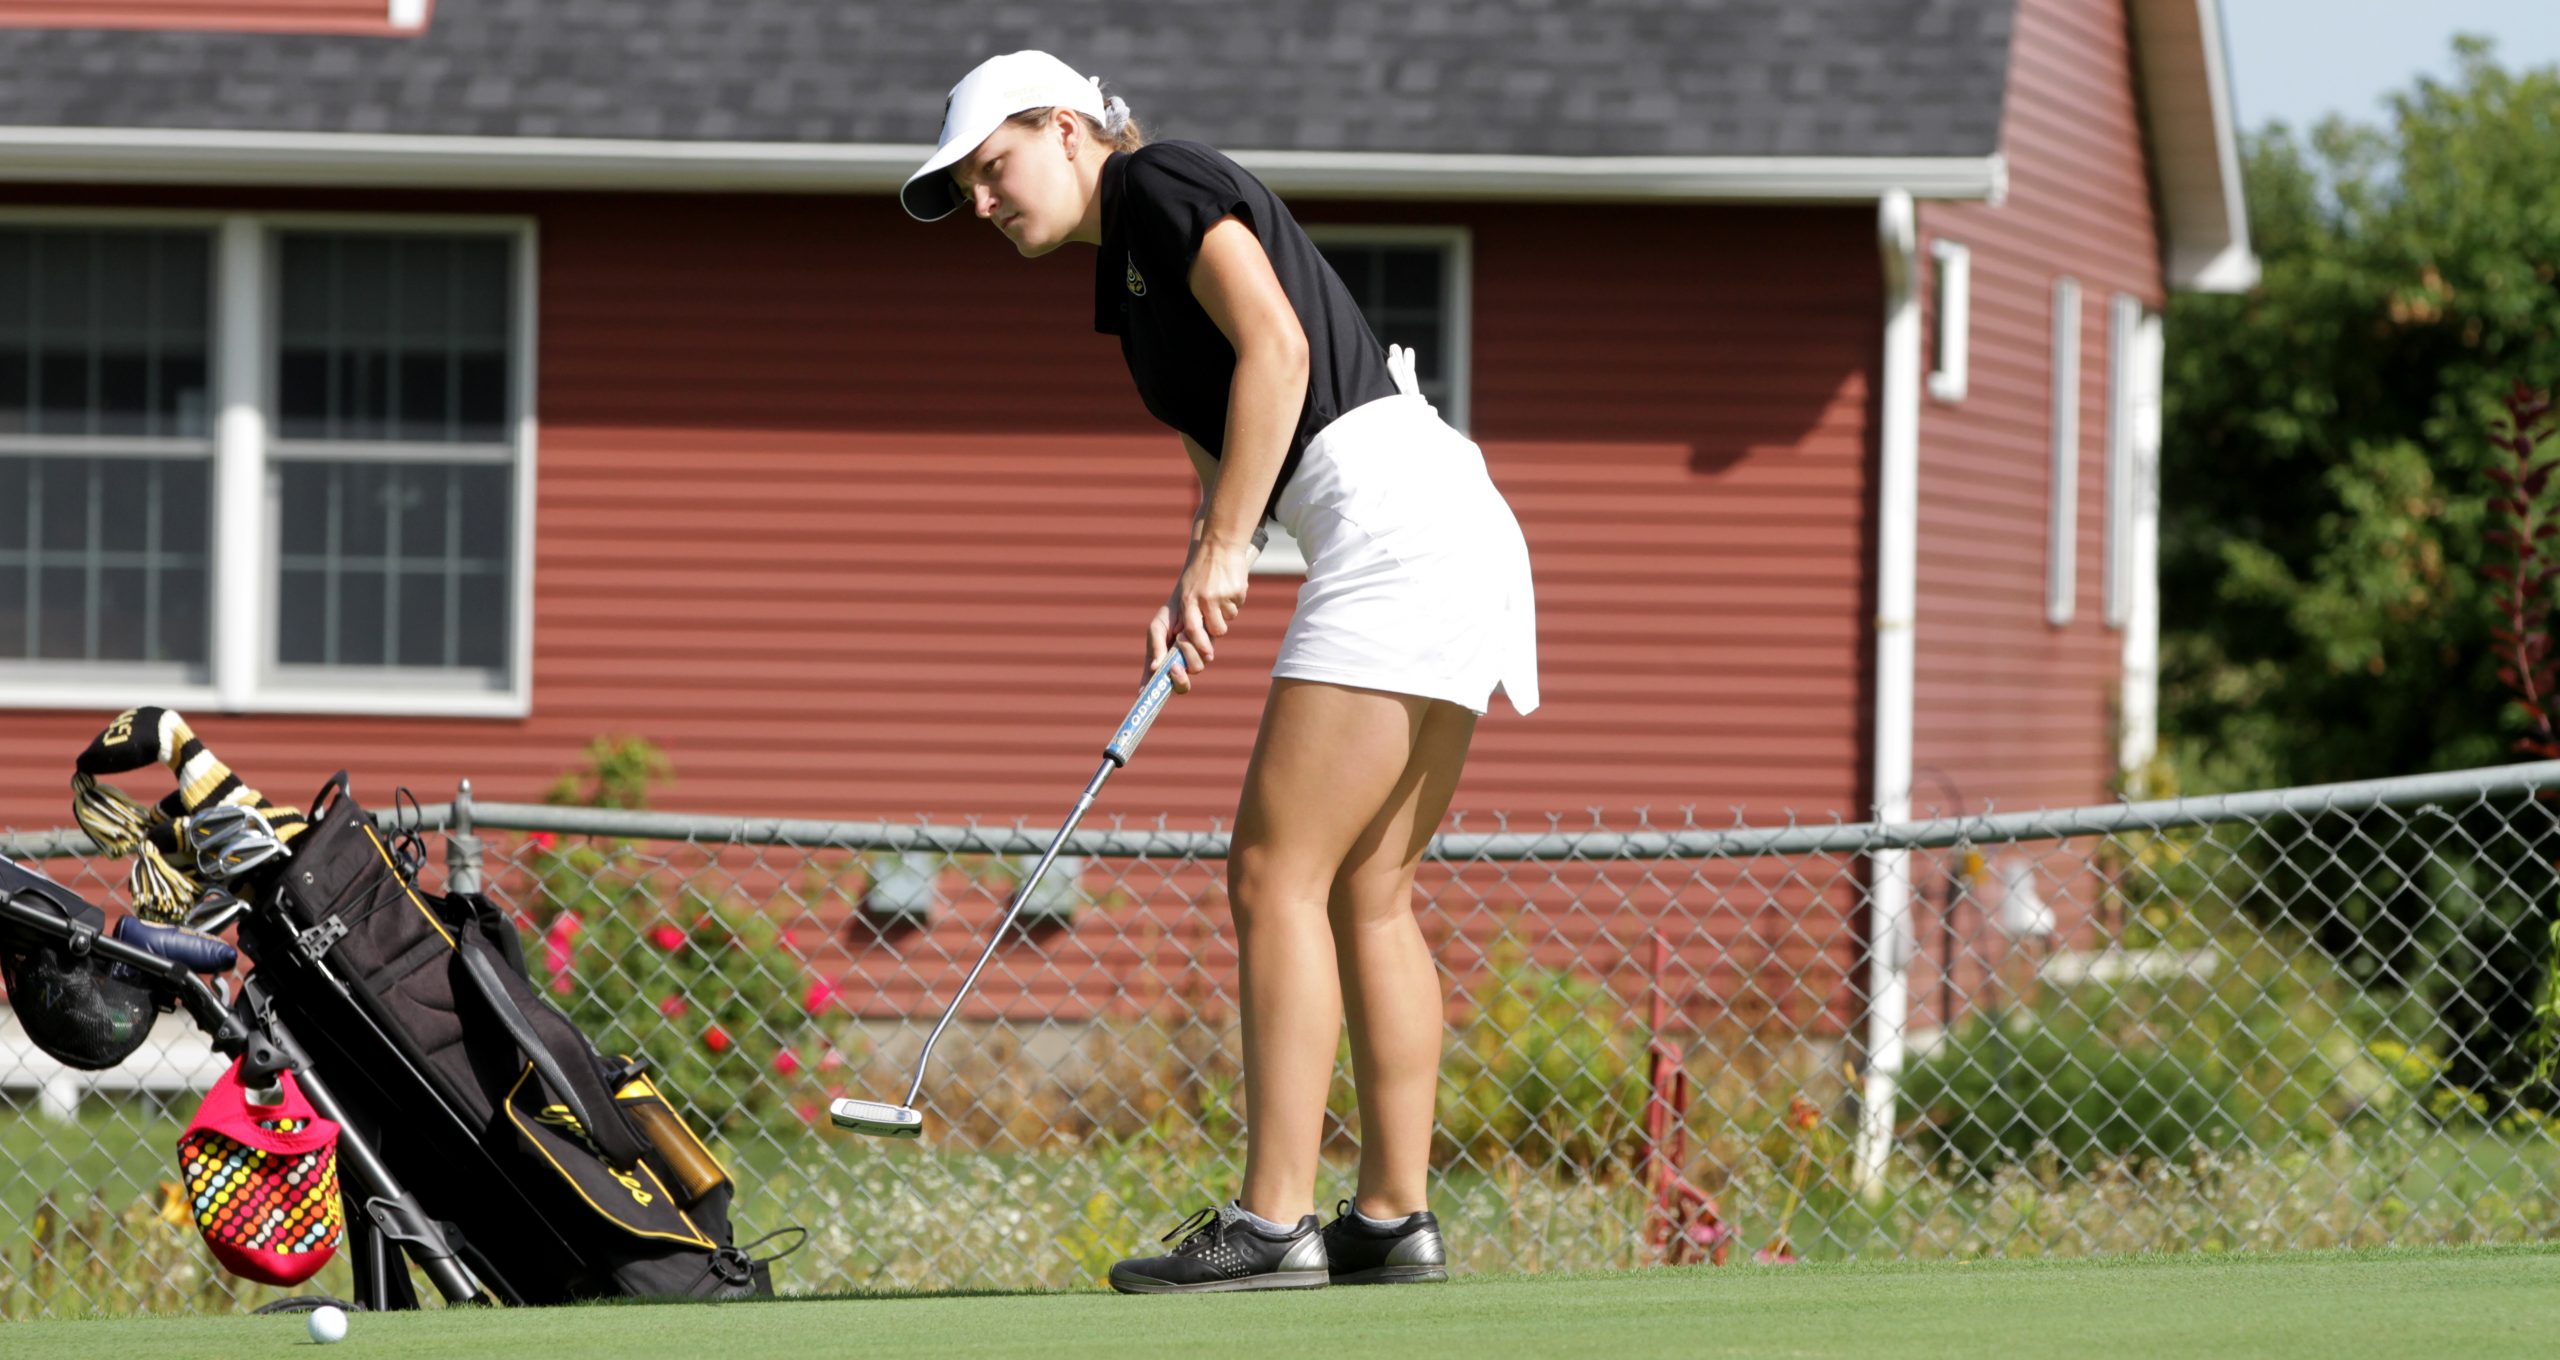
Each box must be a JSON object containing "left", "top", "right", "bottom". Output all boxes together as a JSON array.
[{"left": 307, "top": 1304, "right": 348, "bottom": 1344}]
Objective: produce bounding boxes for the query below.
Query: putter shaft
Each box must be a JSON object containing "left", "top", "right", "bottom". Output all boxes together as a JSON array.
[{"left": 843, "top": 649, "right": 1185, "bottom": 1136}]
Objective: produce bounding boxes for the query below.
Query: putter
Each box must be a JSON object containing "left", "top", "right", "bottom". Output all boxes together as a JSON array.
[{"left": 832, "top": 646, "right": 1189, "bottom": 1139}]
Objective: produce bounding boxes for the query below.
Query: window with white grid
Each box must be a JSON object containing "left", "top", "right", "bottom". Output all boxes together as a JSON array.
[{"left": 0, "top": 213, "right": 534, "bottom": 716}]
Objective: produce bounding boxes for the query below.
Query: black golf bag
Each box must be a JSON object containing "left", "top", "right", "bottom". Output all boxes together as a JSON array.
[{"left": 228, "top": 774, "right": 779, "bottom": 1306}]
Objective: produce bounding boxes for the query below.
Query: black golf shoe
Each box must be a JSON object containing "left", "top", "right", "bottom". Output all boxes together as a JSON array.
[
  {"left": 1320, "top": 1200, "right": 1449, "bottom": 1284},
  {"left": 1107, "top": 1204, "right": 1329, "bottom": 1294}
]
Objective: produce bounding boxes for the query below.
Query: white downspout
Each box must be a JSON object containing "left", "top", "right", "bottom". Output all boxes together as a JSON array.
[
  {"left": 2118, "top": 312, "right": 2166, "bottom": 793},
  {"left": 1854, "top": 189, "right": 1922, "bottom": 1198},
  {"left": 211, "top": 216, "right": 266, "bottom": 714}
]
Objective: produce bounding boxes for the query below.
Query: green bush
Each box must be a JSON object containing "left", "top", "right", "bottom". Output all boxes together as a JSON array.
[
  {"left": 1902, "top": 1012, "right": 2241, "bottom": 1174},
  {"left": 1434, "top": 943, "right": 1646, "bottom": 1174}
]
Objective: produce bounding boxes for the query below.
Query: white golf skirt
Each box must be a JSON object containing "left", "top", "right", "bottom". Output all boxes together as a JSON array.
[{"left": 1270, "top": 392, "right": 1539, "bottom": 716}]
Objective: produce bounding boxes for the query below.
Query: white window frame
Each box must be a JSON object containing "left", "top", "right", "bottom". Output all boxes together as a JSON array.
[
  {"left": 1246, "top": 225, "right": 1474, "bottom": 576},
  {"left": 1927, "top": 238, "right": 1970, "bottom": 402},
  {"left": 2102, "top": 292, "right": 2144, "bottom": 628},
  {"left": 0, "top": 207, "right": 538, "bottom": 718},
  {"left": 2047, "top": 276, "right": 2081, "bottom": 628}
]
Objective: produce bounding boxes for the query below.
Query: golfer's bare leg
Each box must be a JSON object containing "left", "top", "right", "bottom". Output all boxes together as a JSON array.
[
  {"left": 1229, "top": 678, "right": 1429, "bottom": 1224},
  {"left": 1330, "top": 699, "right": 1474, "bottom": 1220}
]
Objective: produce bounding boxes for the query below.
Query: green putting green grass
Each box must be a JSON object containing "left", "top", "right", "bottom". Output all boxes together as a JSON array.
[{"left": 16, "top": 1243, "right": 2560, "bottom": 1359}]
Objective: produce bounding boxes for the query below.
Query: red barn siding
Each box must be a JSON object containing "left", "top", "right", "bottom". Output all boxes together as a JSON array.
[
  {"left": 0, "top": 185, "right": 1878, "bottom": 842},
  {"left": 1910, "top": 0, "right": 2163, "bottom": 822},
  {"left": 0, "top": 1, "right": 419, "bottom": 34}
]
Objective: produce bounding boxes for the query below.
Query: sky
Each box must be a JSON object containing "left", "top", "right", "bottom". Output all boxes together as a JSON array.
[{"left": 2222, "top": 0, "right": 2560, "bottom": 133}]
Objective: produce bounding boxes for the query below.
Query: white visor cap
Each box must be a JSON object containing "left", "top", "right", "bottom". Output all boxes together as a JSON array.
[{"left": 903, "top": 50, "right": 1112, "bottom": 222}]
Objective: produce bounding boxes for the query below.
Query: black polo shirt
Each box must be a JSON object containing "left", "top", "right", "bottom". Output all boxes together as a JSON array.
[{"left": 1094, "top": 140, "right": 1398, "bottom": 521}]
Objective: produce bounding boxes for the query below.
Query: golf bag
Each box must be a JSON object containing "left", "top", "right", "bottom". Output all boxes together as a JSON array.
[{"left": 231, "top": 773, "right": 777, "bottom": 1306}]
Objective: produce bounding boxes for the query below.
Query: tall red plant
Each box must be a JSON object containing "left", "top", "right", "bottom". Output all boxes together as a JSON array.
[
  {"left": 2487, "top": 383, "right": 2560, "bottom": 756},
  {"left": 2485, "top": 383, "right": 2560, "bottom": 1083}
]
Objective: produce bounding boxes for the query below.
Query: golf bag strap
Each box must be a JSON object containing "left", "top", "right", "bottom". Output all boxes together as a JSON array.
[{"left": 452, "top": 939, "right": 649, "bottom": 1169}]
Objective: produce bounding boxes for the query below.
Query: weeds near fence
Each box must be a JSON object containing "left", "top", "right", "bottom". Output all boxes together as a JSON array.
[{"left": 2, "top": 1181, "right": 355, "bottom": 1320}]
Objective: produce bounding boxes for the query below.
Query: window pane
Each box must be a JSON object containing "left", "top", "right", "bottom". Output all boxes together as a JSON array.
[
  {"left": 1381, "top": 249, "right": 1439, "bottom": 310},
  {"left": 161, "top": 459, "right": 209, "bottom": 554},
  {"left": 37, "top": 457, "right": 86, "bottom": 550},
  {"left": 0, "top": 233, "right": 25, "bottom": 435},
  {"left": 0, "top": 565, "right": 21, "bottom": 658},
  {"left": 163, "top": 352, "right": 210, "bottom": 439},
  {"left": 339, "top": 462, "right": 391, "bottom": 557},
  {"left": 94, "top": 234, "right": 153, "bottom": 437},
  {"left": 0, "top": 228, "right": 213, "bottom": 439},
  {"left": 35, "top": 565, "right": 85, "bottom": 658},
  {"left": 275, "top": 458, "right": 511, "bottom": 681},
  {"left": 456, "top": 350, "right": 508, "bottom": 443},
  {"left": 338, "top": 567, "right": 387, "bottom": 663},
  {"left": 458, "top": 572, "right": 507, "bottom": 670},
  {"left": 277, "top": 350, "right": 330, "bottom": 441},
  {"left": 396, "top": 351, "right": 451, "bottom": 440},
  {"left": 0, "top": 455, "right": 212, "bottom": 666},
  {"left": 278, "top": 566, "right": 328, "bottom": 665},
  {"left": 396, "top": 567, "right": 445, "bottom": 667},
  {"left": 277, "top": 231, "right": 512, "bottom": 445},
  {"left": 458, "top": 465, "right": 510, "bottom": 558},
  {"left": 0, "top": 460, "right": 23, "bottom": 550},
  {"left": 159, "top": 565, "right": 207, "bottom": 664},
  {"left": 98, "top": 566, "right": 146, "bottom": 660}
]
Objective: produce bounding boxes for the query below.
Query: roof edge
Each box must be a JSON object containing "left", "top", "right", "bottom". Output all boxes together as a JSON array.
[
  {"left": 2129, "top": 0, "right": 2258, "bottom": 293},
  {"left": 0, "top": 126, "right": 2008, "bottom": 202}
]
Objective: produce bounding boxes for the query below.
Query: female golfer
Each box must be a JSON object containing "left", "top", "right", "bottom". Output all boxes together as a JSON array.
[{"left": 902, "top": 51, "right": 1537, "bottom": 1293}]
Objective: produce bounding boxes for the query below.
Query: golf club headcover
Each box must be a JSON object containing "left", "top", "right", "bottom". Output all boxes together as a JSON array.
[
  {"left": 177, "top": 1058, "right": 344, "bottom": 1286},
  {"left": 72, "top": 707, "right": 307, "bottom": 922}
]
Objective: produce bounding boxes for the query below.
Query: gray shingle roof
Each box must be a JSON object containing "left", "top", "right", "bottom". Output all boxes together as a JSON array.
[{"left": 0, "top": 0, "right": 2014, "bottom": 158}]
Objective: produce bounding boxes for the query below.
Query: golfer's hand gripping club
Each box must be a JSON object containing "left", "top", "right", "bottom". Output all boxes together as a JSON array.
[{"left": 830, "top": 650, "right": 1188, "bottom": 1140}]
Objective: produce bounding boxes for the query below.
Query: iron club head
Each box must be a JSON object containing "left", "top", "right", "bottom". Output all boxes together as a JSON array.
[{"left": 829, "top": 1097, "right": 925, "bottom": 1138}]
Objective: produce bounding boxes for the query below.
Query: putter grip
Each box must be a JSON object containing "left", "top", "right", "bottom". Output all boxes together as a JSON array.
[{"left": 1106, "top": 650, "right": 1186, "bottom": 766}]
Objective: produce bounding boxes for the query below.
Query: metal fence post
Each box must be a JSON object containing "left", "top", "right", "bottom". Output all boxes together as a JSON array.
[{"left": 443, "top": 778, "right": 484, "bottom": 896}]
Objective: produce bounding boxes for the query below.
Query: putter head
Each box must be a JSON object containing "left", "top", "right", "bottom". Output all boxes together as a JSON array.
[{"left": 829, "top": 1097, "right": 925, "bottom": 1138}]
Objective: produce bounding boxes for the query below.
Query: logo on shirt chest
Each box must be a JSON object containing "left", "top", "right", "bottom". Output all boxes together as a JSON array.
[{"left": 1126, "top": 254, "right": 1148, "bottom": 297}]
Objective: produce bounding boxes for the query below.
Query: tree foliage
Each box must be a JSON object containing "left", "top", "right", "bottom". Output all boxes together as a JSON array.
[{"left": 2162, "top": 37, "right": 2560, "bottom": 791}]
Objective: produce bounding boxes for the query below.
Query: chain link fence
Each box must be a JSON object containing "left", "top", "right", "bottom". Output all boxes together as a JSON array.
[{"left": 5, "top": 761, "right": 2560, "bottom": 1314}]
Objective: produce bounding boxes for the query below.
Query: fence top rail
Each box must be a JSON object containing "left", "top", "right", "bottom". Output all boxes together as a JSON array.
[{"left": 7, "top": 759, "right": 2553, "bottom": 864}]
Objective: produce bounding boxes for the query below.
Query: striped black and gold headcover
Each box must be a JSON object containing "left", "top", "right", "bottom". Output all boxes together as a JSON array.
[{"left": 72, "top": 707, "right": 307, "bottom": 923}]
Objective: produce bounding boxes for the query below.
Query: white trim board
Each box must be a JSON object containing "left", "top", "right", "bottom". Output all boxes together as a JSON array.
[{"left": 0, "top": 126, "right": 2009, "bottom": 203}]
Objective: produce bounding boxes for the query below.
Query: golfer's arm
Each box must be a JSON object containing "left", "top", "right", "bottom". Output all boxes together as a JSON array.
[
  {"left": 1181, "top": 435, "right": 1219, "bottom": 546},
  {"left": 1190, "top": 216, "right": 1307, "bottom": 553}
]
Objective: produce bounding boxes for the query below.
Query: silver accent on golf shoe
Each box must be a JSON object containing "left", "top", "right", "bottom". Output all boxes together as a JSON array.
[
  {"left": 1383, "top": 1226, "right": 1446, "bottom": 1269},
  {"left": 1278, "top": 1229, "right": 1329, "bottom": 1273}
]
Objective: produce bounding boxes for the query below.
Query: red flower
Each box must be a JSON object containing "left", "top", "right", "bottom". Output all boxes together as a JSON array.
[
  {"left": 543, "top": 914, "right": 581, "bottom": 989},
  {"left": 527, "top": 832, "right": 558, "bottom": 852},
  {"left": 649, "top": 924, "right": 687, "bottom": 952},
  {"left": 773, "top": 1050, "right": 802, "bottom": 1076},
  {"left": 802, "top": 978, "right": 840, "bottom": 1014},
  {"left": 1752, "top": 1244, "right": 1800, "bottom": 1266},
  {"left": 1787, "top": 1095, "right": 1821, "bottom": 1131},
  {"left": 703, "top": 1025, "right": 732, "bottom": 1054},
  {"left": 657, "top": 995, "right": 688, "bottom": 1019},
  {"left": 793, "top": 1102, "right": 820, "bottom": 1125},
  {"left": 816, "top": 1048, "right": 847, "bottom": 1074}
]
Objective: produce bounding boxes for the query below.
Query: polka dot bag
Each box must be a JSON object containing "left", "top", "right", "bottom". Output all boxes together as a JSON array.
[{"left": 176, "top": 1058, "right": 345, "bottom": 1285}]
